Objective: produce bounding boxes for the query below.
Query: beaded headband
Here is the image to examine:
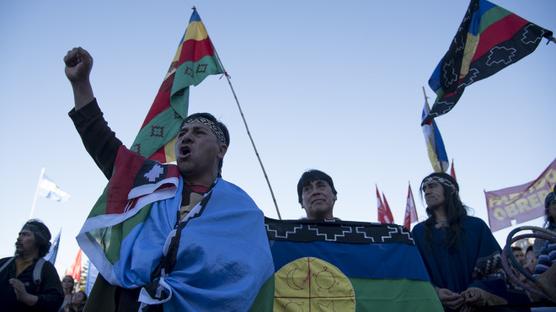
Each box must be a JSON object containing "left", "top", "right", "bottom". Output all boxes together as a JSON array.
[
  {"left": 182, "top": 117, "right": 226, "bottom": 145},
  {"left": 422, "top": 176, "right": 457, "bottom": 192}
]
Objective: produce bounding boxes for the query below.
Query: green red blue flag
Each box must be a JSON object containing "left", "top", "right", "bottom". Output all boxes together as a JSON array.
[
  {"left": 251, "top": 218, "right": 442, "bottom": 311},
  {"left": 130, "top": 8, "right": 223, "bottom": 162},
  {"left": 423, "top": 0, "right": 553, "bottom": 124}
]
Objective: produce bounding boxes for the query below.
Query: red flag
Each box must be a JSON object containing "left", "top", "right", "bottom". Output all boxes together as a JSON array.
[
  {"left": 376, "top": 186, "right": 394, "bottom": 224},
  {"left": 381, "top": 193, "right": 394, "bottom": 224},
  {"left": 404, "top": 184, "right": 418, "bottom": 230},
  {"left": 450, "top": 159, "right": 457, "bottom": 182},
  {"left": 375, "top": 186, "right": 385, "bottom": 223},
  {"left": 66, "top": 249, "right": 83, "bottom": 283}
]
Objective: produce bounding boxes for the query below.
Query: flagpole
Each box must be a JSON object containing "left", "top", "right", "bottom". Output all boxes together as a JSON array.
[
  {"left": 196, "top": 7, "right": 282, "bottom": 220},
  {"left": 30, "top": 168, "right": 45, "bottom": 218}
]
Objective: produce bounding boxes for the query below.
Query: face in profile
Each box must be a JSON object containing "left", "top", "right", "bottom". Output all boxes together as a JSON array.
[
  {"left": 15, "top": 229, "right": 37, "bottom": 257},
  {"left": 423, "top": 181, "right": 446, "bottom": 208}
]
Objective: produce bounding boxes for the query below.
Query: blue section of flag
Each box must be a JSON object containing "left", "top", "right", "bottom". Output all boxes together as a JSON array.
[
  {"left": 44, "top": 230, "right": 61, "bottom": 265},
  {"left": 422, "top": 100, "right": 449, "bottom": 172},
  {"left": 432, "top": 121, "right": 449, "bottom": 171},
  {"left": 269, "top": 240, "right": 430, "bottom": 281},
  {"left": 189, "top": 10, "right": 201, "bottom": 22}
]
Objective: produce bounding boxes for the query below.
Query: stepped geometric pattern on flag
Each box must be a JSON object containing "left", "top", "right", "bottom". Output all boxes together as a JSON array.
[
  {"left": 38, "top": 175, "right": 70, "bottom": 202},
  {"left": 423, "top": 0, "right": 553, "bottom": 123},
  {"left": 130, "top": 8, "right": 224, "bottom": 163},
  {"left": 404, "top": 184, "right": 418, "bottom": 230},
  {"left": 421, "top": 100, "right": 449, "bottom": 172},
  {"left": 250, "top": 218, "right": 443, "bottom": 311}
]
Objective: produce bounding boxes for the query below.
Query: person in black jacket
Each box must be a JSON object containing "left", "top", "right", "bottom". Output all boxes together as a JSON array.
[{"left": 0, "top": 219, "right": 63, "bottom": 311}]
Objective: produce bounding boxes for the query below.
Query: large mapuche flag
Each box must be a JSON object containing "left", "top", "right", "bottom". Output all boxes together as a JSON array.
[
  {"left": 423, "top": 0, "right": 553, "bottom": 123},
  {"left": 77, "top": 9, "right": 223, "bottom": 282},
  {"left": 251, "top": 218, "right": 442, "bottom": 311},
  {"left": 130, "top": 8, "right": 224, "bottom": 163}
]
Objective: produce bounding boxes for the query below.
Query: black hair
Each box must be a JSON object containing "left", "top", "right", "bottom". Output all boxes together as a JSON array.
[
  {"left": 543, "top": 192, "right": 556, "bottom": 228},
  {"left": 22, "top": 219, "right": 52, "bottom": 258},
  {"left": 526, "top": 245, "right": 534, "bottom": 253},
  {"left": 297, "top": 169, "right": 337, "bottom": 204},
  {"left": 181, "top": 112, "right": 230, "bottom": 175},
  {"left": 420, "top": 172, "right": 467, "bottom": 249}
]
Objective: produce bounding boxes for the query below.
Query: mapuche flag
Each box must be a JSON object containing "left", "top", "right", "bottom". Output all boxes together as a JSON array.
[
  {"left": 423, "top": 0, "right": 553, "bottom": 123},
  {"left": 76, "top": 9, "right": 223, "bottom": 290},
  {"left": 130, "top": 8, "right": 224, "bottom": 162},
  {"left": 250, "top": 218, "right": 442, "bottom": 311}
]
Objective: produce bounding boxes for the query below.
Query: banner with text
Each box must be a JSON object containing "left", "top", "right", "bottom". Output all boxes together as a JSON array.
[{"left": 485, "top": 159, "right": 556, "bottom": 231}]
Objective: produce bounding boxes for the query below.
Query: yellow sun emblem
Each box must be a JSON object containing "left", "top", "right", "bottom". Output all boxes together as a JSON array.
[{"left": 274, "top": 257, "right": 355, "bottom": 311}]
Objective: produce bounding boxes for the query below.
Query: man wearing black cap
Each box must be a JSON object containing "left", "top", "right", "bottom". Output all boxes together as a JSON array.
[
  {"left": 64, "top": 47, "right": 273, "bottom": 311},
  {"left": 297, "top": 169, "right": 339, "bottom": 221},
  {"left": 0, "top": 220, "right": 63, "bottom": 311}
]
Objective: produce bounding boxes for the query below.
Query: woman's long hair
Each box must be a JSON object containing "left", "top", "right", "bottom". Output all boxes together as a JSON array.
[{"left": 421, "top": 172, "right": 468, "bottom": 250}]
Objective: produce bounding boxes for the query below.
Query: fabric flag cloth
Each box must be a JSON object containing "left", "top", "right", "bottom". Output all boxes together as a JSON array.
[
  {"left": 43, "top": 229, "right": 61, "bottom": 265},
  {"left": 67, "top": 249, "right": 83, "bottom": 283},
  {"left": 381, "top": 193, "right": 394, "bottom": 224},
  {"left": 484, "top": 158, "right": 555, "bottom": 231},
  {"left": 423, "top": 0, "right": 553, "bottom": 123},
  {"left": 375, "top": 186, "right": 390, "bottom": 223},
  {"left": 403, "top": 184, "right": 418, "bottom": 230},
  {"left": 38, "top": 174, "right": 70, "bottom": 202},
  {"left": 129, "top": 8, "right": 224, "bottom": 163},
  {"left": 450, "top": 159, "right": 457, "bottom": 181},
  {"left": 250, "top": 218, "right": 443, "bottom": 311},
  {"left": 77, "top": 146, "right": 273, "bottom": 310},
  {"left": 84, "top": 260, "right": 99, "bottom": 296},
  {"left": 421, "top": 99, "right": 449, "bottom": 172}
]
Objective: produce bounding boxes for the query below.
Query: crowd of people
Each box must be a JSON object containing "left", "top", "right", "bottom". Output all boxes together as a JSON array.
[{"left": 1, "top": 47, "right": 554, "bottom": 311}]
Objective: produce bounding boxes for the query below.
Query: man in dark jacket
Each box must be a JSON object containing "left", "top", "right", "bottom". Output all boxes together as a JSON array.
[{"left": 0, "top": 219, "right": 63, "bottom": 311}]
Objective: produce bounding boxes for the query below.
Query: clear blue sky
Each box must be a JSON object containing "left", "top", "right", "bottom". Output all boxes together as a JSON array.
[{"left": 1, "top": 0, "right": 555, "bottom": 276}]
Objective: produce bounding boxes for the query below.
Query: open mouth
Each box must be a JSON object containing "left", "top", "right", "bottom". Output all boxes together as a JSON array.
[{"left": 179, "top": 146, "right": 191, "bottom": 158}]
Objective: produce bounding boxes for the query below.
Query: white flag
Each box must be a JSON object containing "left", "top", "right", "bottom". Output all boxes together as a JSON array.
[{"left": 38, "top": 175, "right": 70, "bottom": 202}]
